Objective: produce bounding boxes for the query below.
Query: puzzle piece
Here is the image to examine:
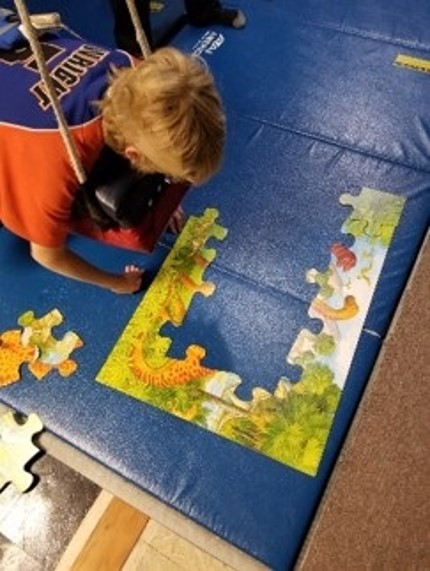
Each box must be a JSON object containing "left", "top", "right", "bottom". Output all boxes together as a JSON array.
[
  {"left": 0, "top": 309, "right": 83, "bottom": 385},
  {"left": 288, "top": 329, "right": 336, "bottom": 368},
  {"left": 296, "top": 188, "right": 406, "bottom": 386},
  {"left": 0, "top": 330, "right": 36, "bottom": 386},
  {"left": 98, "top": 208, "right": 227, "bottom": 389},
  {"left": 19, "top": 309, "right": 83, "bottom": 379},
  {"left": 340, "top": 187, "right": 406, "bottom": 246},
  {"left": 0, "top": 410, "right": 43, "bottom": 492}
]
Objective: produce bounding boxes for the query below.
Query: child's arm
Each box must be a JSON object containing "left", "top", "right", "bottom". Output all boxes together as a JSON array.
[{"left": 30, "top": 243, "right": 142, "bottom": 294}]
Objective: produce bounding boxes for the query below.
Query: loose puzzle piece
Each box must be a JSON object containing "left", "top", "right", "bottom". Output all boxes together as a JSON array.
[
  {"left": 0, "top": 330, "right": 36, "bottom": 386},
  {"left": 0, "top": 309, "right": 83, "bottom": 386},
  {"left": 98, "top": 191, "right": 405, "bottom": 476},
  {"left": 0, "top": 410, "right": 43, "bottom": 492}
]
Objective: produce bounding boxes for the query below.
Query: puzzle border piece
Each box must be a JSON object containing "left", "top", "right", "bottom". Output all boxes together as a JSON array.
[{"left": 0, "top": 410, "right": 44, "bottom": 492}]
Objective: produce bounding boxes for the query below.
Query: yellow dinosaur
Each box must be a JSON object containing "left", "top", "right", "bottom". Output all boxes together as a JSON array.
[{"left": 311, "top": 295, "right": 359, "bottom": 320}]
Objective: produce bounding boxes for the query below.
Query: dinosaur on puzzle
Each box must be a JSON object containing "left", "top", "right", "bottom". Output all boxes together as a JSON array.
[
  {"left": 0, "top": 309, "right": 83, "bottom": 386},
  {"left": 0, "top": 410, "right": 43, "bottom": 492},
  {"left": 98, "top": 208, "right": 227, "bottom": 388},
  {"left": 311, "top": 294, "right": 359, "bottom": 321}
]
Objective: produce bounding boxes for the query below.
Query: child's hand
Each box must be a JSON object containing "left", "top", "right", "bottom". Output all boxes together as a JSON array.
[
  {"left": 111, "top": 265, "right": 143, "bottom": 294},
  {"left": 168, "top": 205, "right": 186, "bottom": 234}
]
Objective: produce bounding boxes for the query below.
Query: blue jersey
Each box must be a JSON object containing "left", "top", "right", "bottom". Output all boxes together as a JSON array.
[{"left": 0, "top": 35, "right": 132, "bottom": 128}]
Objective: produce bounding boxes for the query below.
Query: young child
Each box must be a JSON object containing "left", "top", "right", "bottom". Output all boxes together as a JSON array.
[{"left": 0, "top": 35, "right": 225, "bottom": 294}]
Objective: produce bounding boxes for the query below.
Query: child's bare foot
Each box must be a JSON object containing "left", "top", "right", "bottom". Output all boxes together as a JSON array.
[{"left": 189, "top": 6, "right": 246, "bottom": 29}]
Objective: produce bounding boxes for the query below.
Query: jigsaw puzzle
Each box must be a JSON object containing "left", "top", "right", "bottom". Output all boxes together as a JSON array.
[
  {"left": 0, "top": 308, "right": 83, "bottom": 385},
  {"left": 97, "top": 190, "right": 405, "bottom": 476},
  {"left": 0, "top": 410, "right": 43, "bottom": 492},
  {"left": 97, "top": 207, "right": 227, "bottom": 390}
]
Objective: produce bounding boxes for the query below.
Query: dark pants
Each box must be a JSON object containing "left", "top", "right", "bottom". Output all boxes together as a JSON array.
[{"left": 109, "top": 0, "right": 222, "bottom": 53}]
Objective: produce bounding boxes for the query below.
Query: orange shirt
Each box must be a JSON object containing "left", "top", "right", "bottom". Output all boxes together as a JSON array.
[
  {"left": 0, "top": 119, "right": 103, "bottom": 247},
  {"left": 0, "top": 37, "right": 133, "bottom": 247}
]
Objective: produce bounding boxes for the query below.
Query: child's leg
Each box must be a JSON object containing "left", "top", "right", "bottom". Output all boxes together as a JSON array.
[
  {"left": 108, "top": 0, "right": 154, "bottom": 55},
  {"left": 184, "top": 0, "right": 246, "bottom": 29}
]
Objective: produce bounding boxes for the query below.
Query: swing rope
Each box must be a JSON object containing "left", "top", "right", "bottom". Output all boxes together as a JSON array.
[
  {"left": 125, "top": 0, "right": 152, "bottom": 58},
  {"left": 13, "top": 0, "right": 87, "bottom": 184},
  {"left": 13, "top": 0, "right": 152, "bottom": 186}
]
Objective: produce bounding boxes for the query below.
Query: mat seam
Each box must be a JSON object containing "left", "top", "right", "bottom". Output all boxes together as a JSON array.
[
  {"left": 205, "top": 262, "right": 313, "bottom": 306},
  {"left": 238, "top": 112, "right": 430, "bottom": 176},
  {"left": 304, "top": 19, "right": 430, "bottom": 53}
]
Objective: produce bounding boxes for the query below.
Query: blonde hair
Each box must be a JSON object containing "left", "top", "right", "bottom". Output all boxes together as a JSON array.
[{"left": 100, "top": 47, "right": 226, "bottom": 185}]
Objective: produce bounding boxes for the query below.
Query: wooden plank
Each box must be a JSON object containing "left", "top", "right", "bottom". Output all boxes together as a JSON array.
[{"left": 70, "top": 496, "right": 149, "bottom": 570}]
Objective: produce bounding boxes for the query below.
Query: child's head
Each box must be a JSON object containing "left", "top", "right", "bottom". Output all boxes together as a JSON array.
[{"left": 101, "top": 47, "right": 226, "bottom": 185}]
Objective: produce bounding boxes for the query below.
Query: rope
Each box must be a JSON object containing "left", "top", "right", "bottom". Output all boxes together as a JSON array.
[
  {"left": 13, "top": 0, "right": 87, "bottom": 185},
  {"left": 12, "top": 0, "right": 152, "bottom": 185},
  {"left": 125, "top": 0, "right": 152, "bottom": 58}
]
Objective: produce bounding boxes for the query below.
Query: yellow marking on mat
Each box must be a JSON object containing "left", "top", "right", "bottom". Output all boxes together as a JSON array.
[
  {"left": 394, "top": 54, "right": 430, "bottom": 74},
  {"left": 150, "top": 1, "right": 164, "bottom": 12}
]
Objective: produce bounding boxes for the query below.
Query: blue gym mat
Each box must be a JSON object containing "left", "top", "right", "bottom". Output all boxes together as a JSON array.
[{"left": 0, "top": 1, "right": 429, "bottom": 569}]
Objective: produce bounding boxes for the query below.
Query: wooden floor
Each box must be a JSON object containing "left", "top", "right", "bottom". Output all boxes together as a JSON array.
[
  {"left": 0, "top": 463, "right": 249, "bottom": 571},
  {"left": 0, "top": 234, "right": 428, "bottom": 571},
  {"left": 59, "top": 493, "right": 238, "bottom": 571}
]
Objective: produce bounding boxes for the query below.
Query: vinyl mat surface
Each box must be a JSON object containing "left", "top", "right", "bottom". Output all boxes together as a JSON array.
[{"left": 0, "top": 1, "right": 429, "bottom": 569}]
